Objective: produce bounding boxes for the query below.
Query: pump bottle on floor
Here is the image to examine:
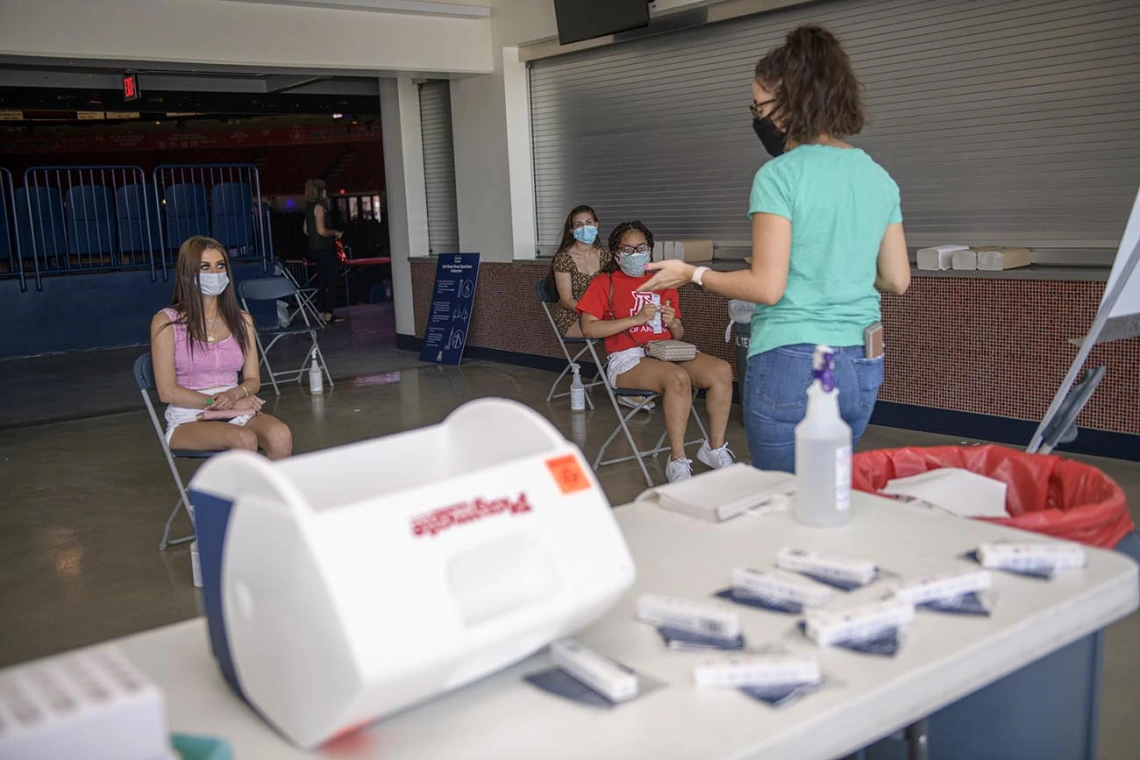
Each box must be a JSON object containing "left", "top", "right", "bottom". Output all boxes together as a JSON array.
[
  {"left": 569, "top": 363, "right": 586, "bottom": 412},
  {"left": 309, "top": 349, "right": 324, "bottom": 395},
  {"left": 793, "top": 346, "right": 852, "bottom": 527}
]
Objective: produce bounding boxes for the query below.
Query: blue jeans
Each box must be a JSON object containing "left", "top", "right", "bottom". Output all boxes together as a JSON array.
[{"left": 743, "top": 344, "right": 884, "bottom": 473}]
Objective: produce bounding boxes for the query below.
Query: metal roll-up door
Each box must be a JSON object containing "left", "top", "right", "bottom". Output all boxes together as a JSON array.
[
  {"left": 419, "top": 80, "right": 460, "bottom": 255},
  {"left": 529, "top": 0, "right": 1140, "bottom": 256}
]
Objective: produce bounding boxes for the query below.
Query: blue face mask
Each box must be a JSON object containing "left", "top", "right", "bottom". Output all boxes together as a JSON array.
[
  {"left": 618, "top": 251, "right": 652, "bottom": 277},
  {"left": 572, "top": 225, "right": 599, "bottom": 245}
]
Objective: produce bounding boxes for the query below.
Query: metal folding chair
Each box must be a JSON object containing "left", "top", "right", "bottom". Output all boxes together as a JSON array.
[
  {"left": 585, "top": 340, "right": 708, "bottom": 488},
  {"left": 239, "top": 276, "right": 333, "bottom": 395},
  {"left": 134, "top": 353, "right": 213, "bottom": 551},
  {"left": 536, "top": 278, "right": 603, "bottom": 409},
  {"left": 276, "top": 259, "right": 322, "bottom": 325}
]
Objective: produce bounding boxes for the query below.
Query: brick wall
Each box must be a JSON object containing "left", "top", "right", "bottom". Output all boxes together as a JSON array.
[{"left": 410, "top": 260, "right": 1138, "bottom": 435}]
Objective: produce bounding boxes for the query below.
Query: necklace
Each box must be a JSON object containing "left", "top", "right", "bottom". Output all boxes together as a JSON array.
[{"left": 206, "top": 315, "right": 218, "bottom": 344}]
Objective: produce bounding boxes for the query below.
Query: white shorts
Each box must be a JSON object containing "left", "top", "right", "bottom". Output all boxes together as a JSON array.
[
  {"left": 164, "top": 384, "right": 254, "bottom": 445},
  {"left": 606, "top": 347, "right": 646, "bottom": 389}
]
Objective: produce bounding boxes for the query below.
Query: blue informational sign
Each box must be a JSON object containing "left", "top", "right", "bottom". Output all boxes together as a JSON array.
[{"left": 420, "top": 253, "right": 481, "bottom": 365}]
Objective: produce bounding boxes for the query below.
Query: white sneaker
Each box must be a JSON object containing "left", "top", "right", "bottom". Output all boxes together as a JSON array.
[
  {"left": 666, "top": 457, "right": 693, "bottom": 483},
  {"left": 697, "top": 441, "right": 736, "bottom": 470},
  {"left": 618, "top": 395, "right": 656, "bottom": 412}
]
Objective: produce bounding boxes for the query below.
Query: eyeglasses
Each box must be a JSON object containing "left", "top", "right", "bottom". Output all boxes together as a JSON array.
[
  {"left": 750, "top": 99, "right": 775, "bottom": 120},
  {"left": 617, "top": 244, "right": 651, "bottom": 255},
  {"left": 571, "top": 219, "right": 598, "bottom": 229}
]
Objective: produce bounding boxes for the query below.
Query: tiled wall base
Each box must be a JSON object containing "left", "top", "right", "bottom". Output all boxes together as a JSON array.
[{"left": 410, "top": 260, "right": 1139, "bottom": 440}]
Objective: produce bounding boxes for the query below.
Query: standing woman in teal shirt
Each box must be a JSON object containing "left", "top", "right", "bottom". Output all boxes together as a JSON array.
[{"left": 643, "top": 24, "right": 911, "bottom": 473}]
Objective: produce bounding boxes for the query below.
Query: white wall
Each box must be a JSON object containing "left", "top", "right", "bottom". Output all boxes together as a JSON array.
[
  {"left": 449, "top": 0, "right": 556, "bottom": 262},
  {"left": 0, "top": 0, "right": 493, "bottom": 75}
]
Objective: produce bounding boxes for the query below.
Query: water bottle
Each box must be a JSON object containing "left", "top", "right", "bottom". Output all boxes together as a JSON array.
[
  {"left": 309, "top": 349, "right": 324, "bottom": 395},
  {"left": 793, "top": 346, "right": 853, "bottom": 527},
  {"left": 569, "top": 363, "right": 586, "bottom": 412}
]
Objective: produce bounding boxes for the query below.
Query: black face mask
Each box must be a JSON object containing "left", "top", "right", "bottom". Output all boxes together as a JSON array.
[{"left": 753, "top": 116, "right": 786, "bottom": 157}]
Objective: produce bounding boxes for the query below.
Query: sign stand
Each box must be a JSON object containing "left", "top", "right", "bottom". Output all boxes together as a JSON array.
[
  {"left": 420, "top": 253, "right": 480, "bottom": 365},
  {"left": 1028, "top": 188, "right": 1140, "bottom": 454}
]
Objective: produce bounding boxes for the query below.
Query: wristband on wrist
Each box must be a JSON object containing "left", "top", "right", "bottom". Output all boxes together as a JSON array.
[
  {"left": 205, "top": 396, "right": 214, "bottom": 406},
  {"left": 240, "top": 384, "right": 249, "bottom": 399},
  {"left": 691, "top": 266, "right": 711, "bottom": 286}
]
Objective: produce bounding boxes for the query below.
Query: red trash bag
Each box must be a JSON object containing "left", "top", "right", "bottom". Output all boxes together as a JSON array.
[{"left": 852, "top": 444, "right": 1132, "bottom": 549}]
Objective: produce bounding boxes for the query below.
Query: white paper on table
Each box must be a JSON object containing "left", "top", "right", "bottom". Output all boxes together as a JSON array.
[
  {"left": 637, "top": 464, "right": 795, "bottom": 522},
  {"left": 881, "top": 468, "right": 1008, "bottom": 519}
]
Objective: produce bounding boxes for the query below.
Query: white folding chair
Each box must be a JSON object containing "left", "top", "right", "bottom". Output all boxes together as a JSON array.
[
  {"left": 240, "top": 276, "right": 334, "bottom": 395},
  {"left": 278, "top": 259, "right": 322, "bottom": 325},
  {"left": 585, "top": 340, "right": 708, "bottom": 488},
  {"left": 536, "top": 278, "right": 603, "bottom": 409}
]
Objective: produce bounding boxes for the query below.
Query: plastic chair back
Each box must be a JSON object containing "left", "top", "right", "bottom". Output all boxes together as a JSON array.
[
  {"left": 535, "top": 277, "right": 556, "bottom": 303},
  {"left": 66, "top": 185, "right": 115, "bottom": 256},
  {"left": 134, "top": 353, "right": 157, "bottom": 392},
  {"left": 16, "top": 186, "right": 67, "bottom": 260},
  {"left": 211, "top": 182, "right": 254, "bottom": 250},
  {"left": 116, "top": 185, "right": 160, "bottom": 253},
  {"left": 240, "top": 276, "right": 297, "bottom": 302},
  {"left": 165, "top": 183, "right": 209, "bottom": 249}
]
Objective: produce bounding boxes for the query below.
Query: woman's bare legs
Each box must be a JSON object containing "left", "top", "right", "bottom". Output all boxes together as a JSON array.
[
  {"left": 615, "top": 357, "right": 692, "bottom": 459},
  {"left": 168, "top": 414, "right": 293, "bottom": 460},
  {"left": 677, "top": 353, "right": 733, "bottom": 449}
]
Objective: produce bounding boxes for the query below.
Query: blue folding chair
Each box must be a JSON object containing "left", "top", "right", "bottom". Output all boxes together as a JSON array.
[
  {"left": 16, "top": 186, "right": 67, "bottom": 269},
  {"left": 66, "top": 185, "right": 115, "bottom": 259},
  {"left": 164, "top": 182, "right": 209, "bottom": 250},
  {"left": 210, "top": 182, "right": 254, "bottom": 254},
  {"left": 239, "top": 277, "right": 333, "bottom": 395}
]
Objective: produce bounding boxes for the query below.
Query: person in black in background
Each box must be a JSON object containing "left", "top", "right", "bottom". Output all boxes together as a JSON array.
[{"left": 302, "top": 178, "right": 345, "bottom": 324}]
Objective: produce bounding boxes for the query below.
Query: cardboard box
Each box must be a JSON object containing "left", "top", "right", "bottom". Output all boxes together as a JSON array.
[
  {"left": 674, "top": 239, "right": 714, "bottom": 263},
  {"left": 976, "top": 247, "right": 1031, "bottom": 271}
]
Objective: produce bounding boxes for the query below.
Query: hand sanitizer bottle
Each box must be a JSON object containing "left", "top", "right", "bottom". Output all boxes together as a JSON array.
[
  {"left": 569, "top": 363, "right": 586, "bottom": 412},
  {"left": 309, "top": 349, "right": 324, "bottom": 395},
  {"left": 794, "top": 346, "right": 852, "bottom": 527}
]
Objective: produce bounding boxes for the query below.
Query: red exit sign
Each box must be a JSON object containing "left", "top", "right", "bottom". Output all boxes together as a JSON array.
[{"left": 122, "top": 73, "right": 140, "bottom": 101}]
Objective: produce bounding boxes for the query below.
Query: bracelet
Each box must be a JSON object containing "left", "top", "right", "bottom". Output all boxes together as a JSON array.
[
  {"left": 240, "top": 384, "right": 249, "bottom": 399},
  {"left": 691, "top": 266, "right": 711, "bottom": 287},
  {"left": 205, "top": 396, "right": 214, "bottom": 406}
]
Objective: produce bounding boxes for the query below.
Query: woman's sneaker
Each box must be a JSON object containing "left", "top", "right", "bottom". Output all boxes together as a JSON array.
[
  {"left": 697, "top": 441, "right": 735, "bottom": 469},
  {"left": 666, "top": 457, "right": 693, "bottom": 483}
]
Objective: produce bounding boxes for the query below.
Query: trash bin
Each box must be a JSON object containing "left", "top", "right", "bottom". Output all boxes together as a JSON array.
[
  {"left": 852, "top": 444, "right": 1133, "bottom": 550},
  {"left": 725, "top": 300, "right": 756, "bottom": 391}
]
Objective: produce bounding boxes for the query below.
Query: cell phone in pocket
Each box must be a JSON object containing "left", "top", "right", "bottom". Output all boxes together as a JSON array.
[{"left": 864, "top": 322, "right": 884, "bottom": 359}]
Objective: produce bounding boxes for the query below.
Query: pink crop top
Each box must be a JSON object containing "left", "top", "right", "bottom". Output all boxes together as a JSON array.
[{"left": 163, "top": 307, "right": 245, "bottom": 391}]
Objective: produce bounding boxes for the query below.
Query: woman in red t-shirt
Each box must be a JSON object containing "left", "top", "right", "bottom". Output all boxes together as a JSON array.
[{"left": 577, "top": 221, "right": 735, "bottom": 482}]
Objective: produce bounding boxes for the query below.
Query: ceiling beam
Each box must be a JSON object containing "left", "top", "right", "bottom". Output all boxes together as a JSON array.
[
  {"left": 218, "top": 0, "right": 489, "bottom": 18},
  {"left": 264, "top": 75, "right": 326, "bottom": 93}
]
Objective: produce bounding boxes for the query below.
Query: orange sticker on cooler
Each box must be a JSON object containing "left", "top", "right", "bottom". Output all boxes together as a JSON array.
[{"left": 546, "top": 454, "right": 590, "bottom": 495}]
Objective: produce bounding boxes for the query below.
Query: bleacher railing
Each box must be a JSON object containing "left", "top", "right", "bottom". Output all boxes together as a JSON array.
[
  {"left": 0, "top": 167, "right": 27, "bottom": 292},
  {"left": 20, "top": 166, "right": 159, "bottom": 290},
  {"left": 152, "top": 164, "right": 272, "bottom": 276}
]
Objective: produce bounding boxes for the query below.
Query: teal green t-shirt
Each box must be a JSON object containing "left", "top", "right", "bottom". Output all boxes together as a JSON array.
[{"left": 747, "top": 144, "right": 902, "bottom": 357}]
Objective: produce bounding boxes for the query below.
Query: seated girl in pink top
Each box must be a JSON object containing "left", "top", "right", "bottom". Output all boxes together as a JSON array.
[{"left": 150, "top": 235, "right": 292, "bottom": 459}]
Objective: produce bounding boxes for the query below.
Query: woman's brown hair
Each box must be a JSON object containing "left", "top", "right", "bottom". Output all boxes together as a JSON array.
[
  {"left": 754, "top": 25, "right": 864, "bottom": 146},
  {"left": 556, "top": 204, "right": 602, "bottom": 254},
  {"left": 165, "top": 235, "right": 250, "bottom": 356},
  {"left": 304, "top": 178, "right": 328, "bottom": 205}
]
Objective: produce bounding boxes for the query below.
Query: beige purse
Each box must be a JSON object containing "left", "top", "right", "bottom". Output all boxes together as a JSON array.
[{"left": 608, "top": 277, "right": 698, "bottom": 362}]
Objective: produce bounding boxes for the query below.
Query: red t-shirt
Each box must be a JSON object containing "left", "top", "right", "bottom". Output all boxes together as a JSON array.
[{"left": 577, "top": 271, "right": 681, "bottom": 355}]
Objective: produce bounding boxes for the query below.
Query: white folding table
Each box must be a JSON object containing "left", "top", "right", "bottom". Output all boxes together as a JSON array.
[{"left": 117, "top": 492, "right": 1138, "bottom": 760}]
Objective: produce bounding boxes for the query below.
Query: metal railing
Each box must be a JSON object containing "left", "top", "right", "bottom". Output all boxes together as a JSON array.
[
  {"left": 152, "top": 164, "right": 272, "bottom": 277},
  {"left": 0, "top": 168, "right": 27, "bottom": 292},
  {"left": 20, "top": 166, "right": 159, "bottom": 289}
]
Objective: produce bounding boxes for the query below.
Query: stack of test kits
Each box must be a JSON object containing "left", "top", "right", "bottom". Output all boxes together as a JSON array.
[
  {"left": 894, "top": 569, "right": 993, "bottom": 615},
  {"left": 976, "top": 541, "right": 1085, "bottom": 579},
  {"left": 776, "top": 547, "right": 878, "bottom": 591},
  {"left": 722, "top": 568, "right": 833, "bottom": 614},
  {"left": 804, "top": 598, "right": 915, "bottom": 656},
  {"left": 637, "top": 593, "right": 744, "bottom": 650}
]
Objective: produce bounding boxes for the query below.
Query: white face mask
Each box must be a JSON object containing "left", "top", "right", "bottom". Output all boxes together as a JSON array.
[{"left": 199, "top": 272, "right": 230, "bottom": 297}]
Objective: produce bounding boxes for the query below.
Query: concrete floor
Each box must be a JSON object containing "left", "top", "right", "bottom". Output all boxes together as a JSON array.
[{"left": 1, "top": 304, "right": 1137, "bottom": 758}]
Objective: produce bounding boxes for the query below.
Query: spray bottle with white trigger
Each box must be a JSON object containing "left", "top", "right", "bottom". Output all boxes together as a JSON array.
[{"left": 793, "top": 346, "right": 852, "bottom": 527}]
